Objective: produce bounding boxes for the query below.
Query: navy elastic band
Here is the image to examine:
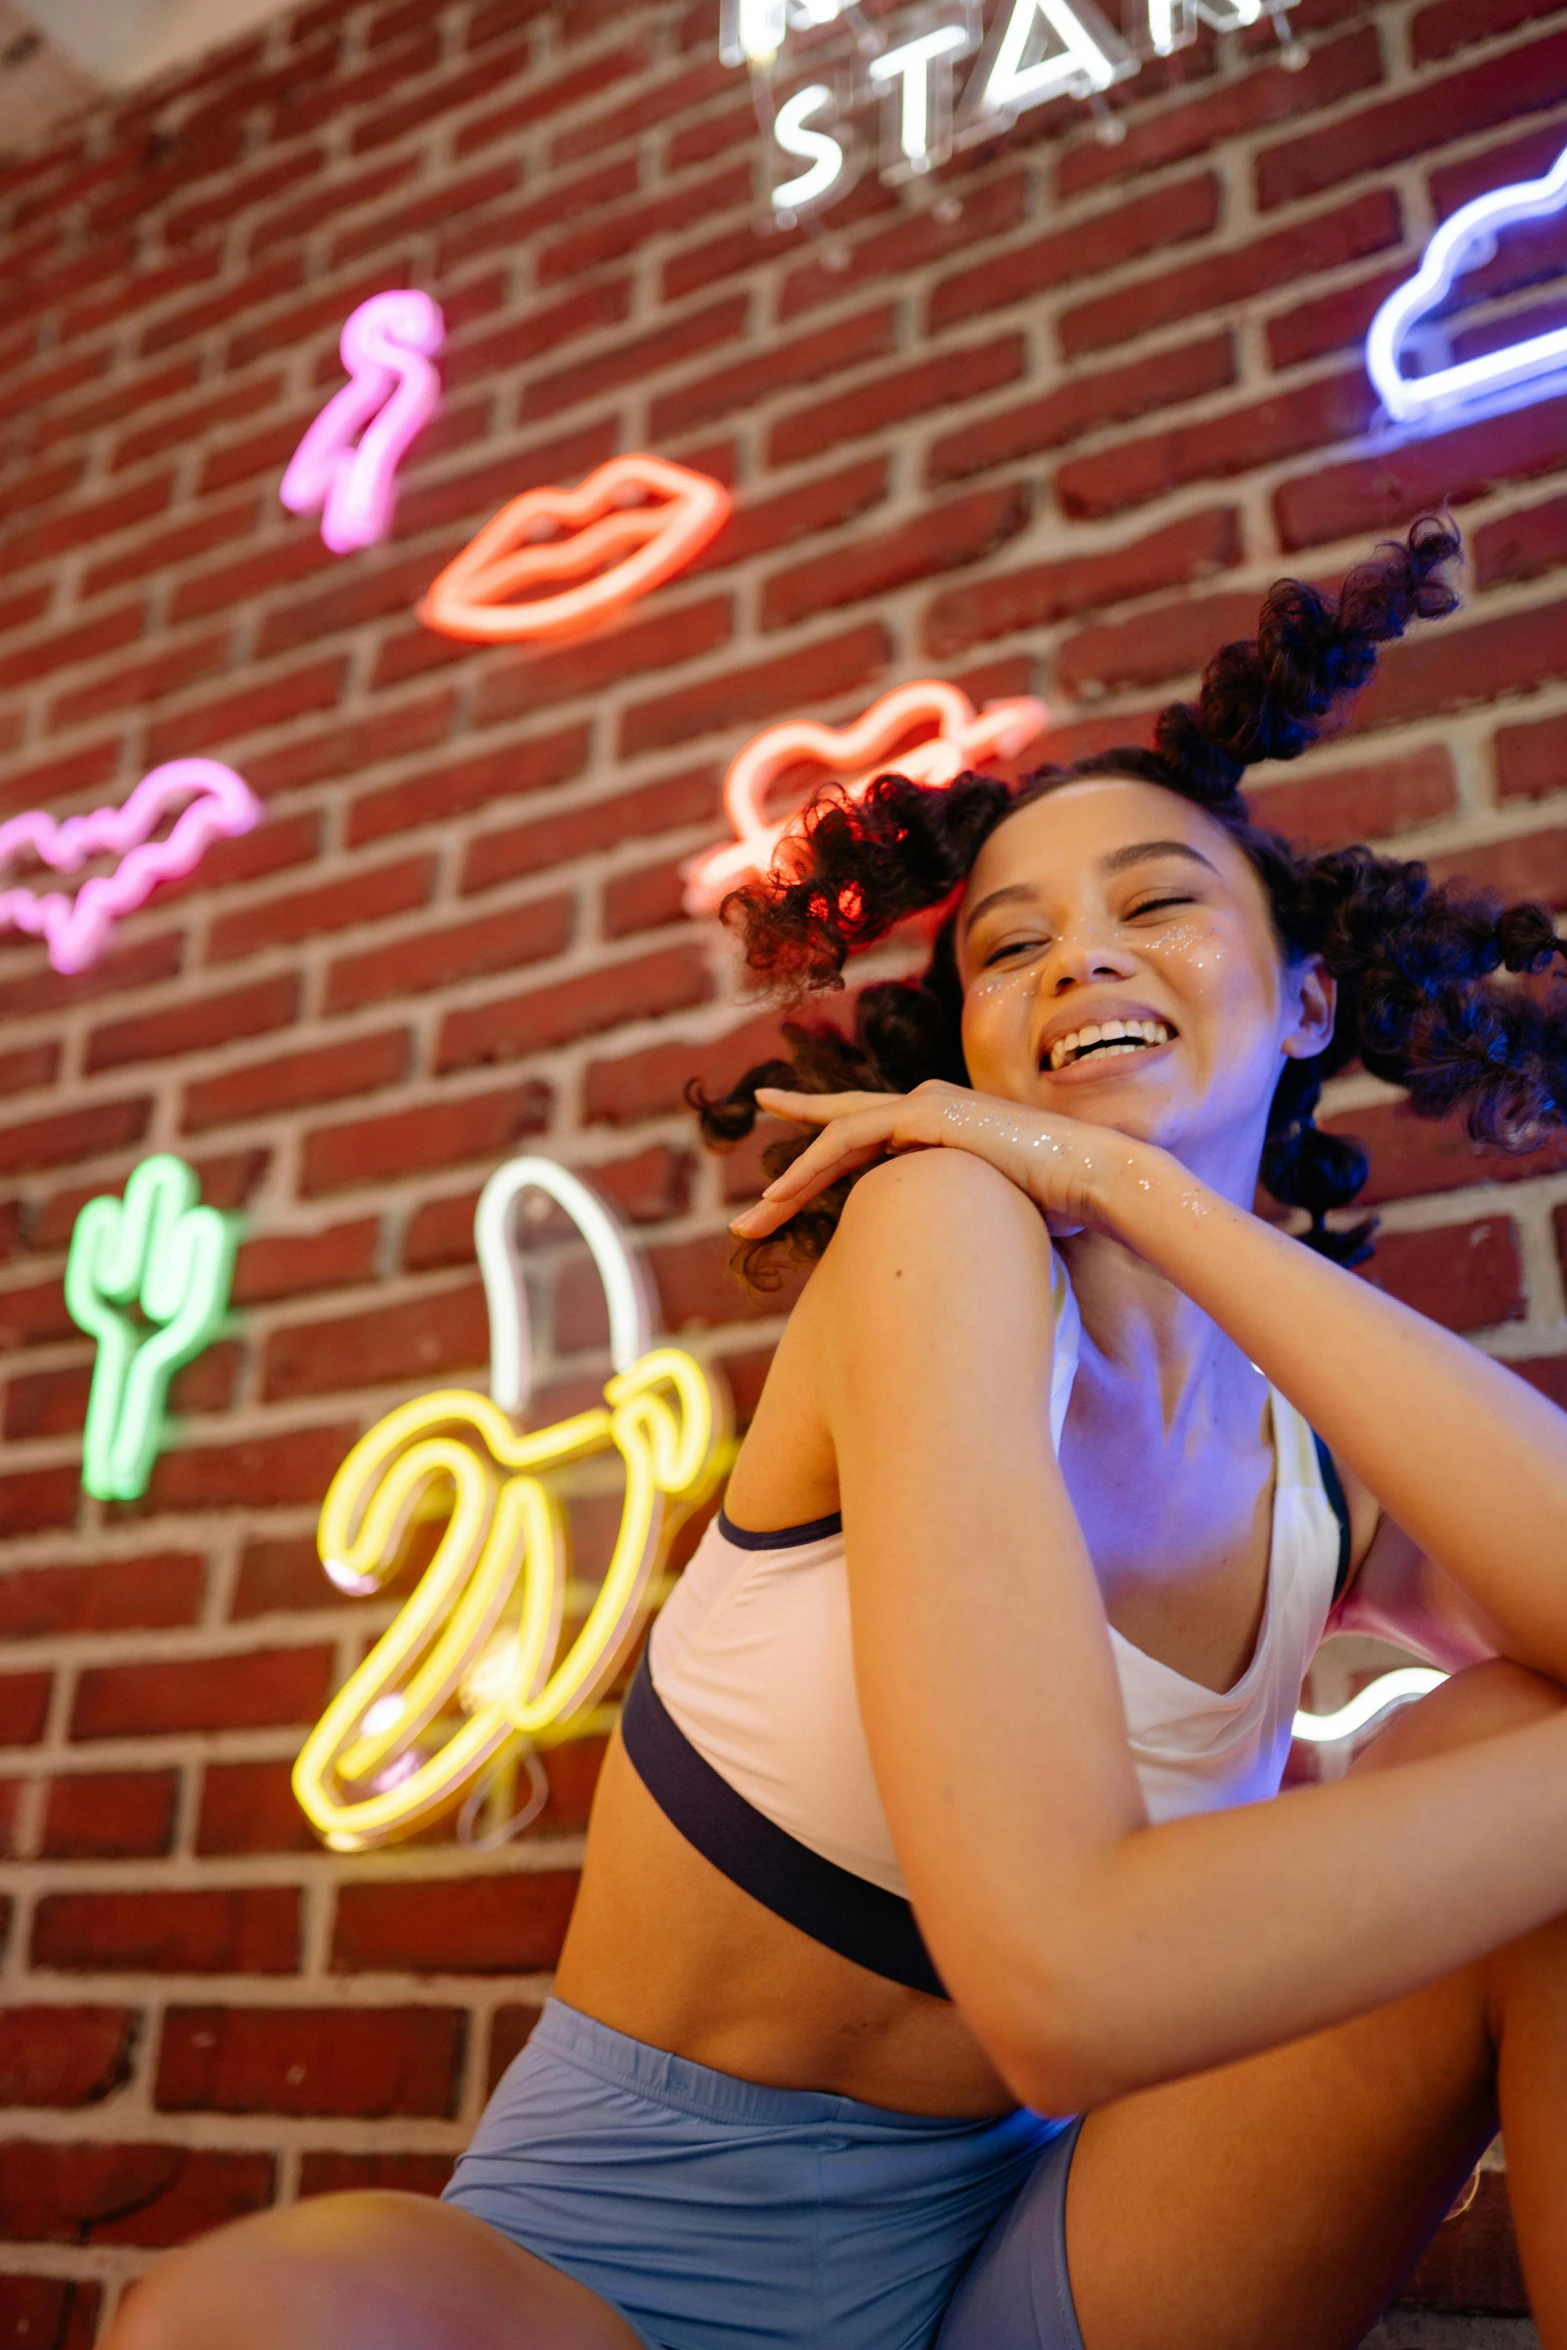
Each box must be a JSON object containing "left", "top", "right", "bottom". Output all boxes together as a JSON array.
[
  {"left": 1312, "top": 1432, "right": 1353, "bottom": 1602},
  {"left": 622, "top": 1652, "right": 948, "bottom": 2001}
]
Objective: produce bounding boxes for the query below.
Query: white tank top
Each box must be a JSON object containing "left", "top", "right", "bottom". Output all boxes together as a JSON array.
[{"left": 650, "top": 1252, "right": 1344, "bottom": 1900}]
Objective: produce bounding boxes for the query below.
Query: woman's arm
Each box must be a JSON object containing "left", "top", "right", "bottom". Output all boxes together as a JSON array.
[{"left": 794, "top": 1128, "right": 1567, "bottom": 2115}]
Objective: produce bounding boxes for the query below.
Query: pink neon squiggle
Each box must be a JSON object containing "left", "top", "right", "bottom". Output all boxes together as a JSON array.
[
  {"left": 280, "top": 290, "right": 444, "bottom": 554},
  {"left": 0, "top": 759, "right": 263, "bottom": 975}
]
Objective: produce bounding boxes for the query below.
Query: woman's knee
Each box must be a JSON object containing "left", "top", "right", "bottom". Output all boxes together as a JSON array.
[
  {"left": 1350, "top": 1654, "right": 1566, "bottom": 1776},
  {"left": 106, "top": 2190, "right": 640, "bottom": 2350}
]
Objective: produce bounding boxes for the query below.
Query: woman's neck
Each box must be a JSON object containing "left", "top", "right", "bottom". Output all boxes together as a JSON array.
[{"left": 1060, "top": 1224, "right": 1261, "bottom": 1440}]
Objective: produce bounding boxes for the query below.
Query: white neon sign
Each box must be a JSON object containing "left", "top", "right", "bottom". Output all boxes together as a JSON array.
[
  {"left": 1291, "top": 1667, "right": 1446, "bottom": 1745},
  {"left": 1366, "top": 142, "right": 1567, "bottom": 428},
  {"left": 731, "top": 0, "right": 1295, "bottom": 216}
]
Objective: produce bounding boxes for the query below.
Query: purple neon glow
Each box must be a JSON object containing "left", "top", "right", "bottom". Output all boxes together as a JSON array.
[
  {"left": 279, "top": 290, "right": 444, "bottom": 554},
  {"left": 1367, "top": 141, "right": 1567, "bottom": 425},
  {"left": 0, "top": 760, "right": 262, "bottom": 975}
]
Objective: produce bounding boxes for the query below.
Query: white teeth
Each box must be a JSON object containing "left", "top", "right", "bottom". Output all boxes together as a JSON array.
[{"left": 1047, "top": 1017, "right": 1172, "bottom": 1072}]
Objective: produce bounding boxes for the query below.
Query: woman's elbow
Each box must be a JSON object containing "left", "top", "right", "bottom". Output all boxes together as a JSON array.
[{"left": 954, "top": 1949, "right": 1136, "bottom": 2117}]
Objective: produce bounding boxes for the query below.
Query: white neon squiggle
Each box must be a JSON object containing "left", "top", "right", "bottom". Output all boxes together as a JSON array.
[
  {"left": 1291, "top": 1667, "right": 1447, "bottom": 1745},
  {"left": 1367, "top": 142, "right": 1567, "bottom": 426},
  {"left": 476, "top": 1157, "right": 655, "bottom": 1416}
]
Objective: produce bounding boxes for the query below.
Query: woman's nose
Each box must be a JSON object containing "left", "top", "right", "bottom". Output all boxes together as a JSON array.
[{"left": 1043, "top": 928, "right": 1136, "bottom": 992}]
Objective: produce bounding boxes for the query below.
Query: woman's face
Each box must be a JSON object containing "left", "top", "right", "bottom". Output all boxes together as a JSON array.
[{"left": 956, "top": 778, "right": 1332, "bottom": 1186}]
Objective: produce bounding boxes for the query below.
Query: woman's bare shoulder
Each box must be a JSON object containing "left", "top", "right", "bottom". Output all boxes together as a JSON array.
[{"left": 829, "top": 1147, "right": 1051, "bottom": 1273}]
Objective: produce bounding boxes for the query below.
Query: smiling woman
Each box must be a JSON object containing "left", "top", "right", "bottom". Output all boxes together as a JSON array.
[{"left": 110, "top": 520, "right": 1567, "bottom": 2350}]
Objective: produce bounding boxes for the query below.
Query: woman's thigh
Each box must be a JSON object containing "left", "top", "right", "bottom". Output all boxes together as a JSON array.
[
  {"left": 105, "top": 2190, "right": 646, "bottom": 2350},
  {"left": 947, "top": 1660, "right": 1567, "bottom": 2350}
]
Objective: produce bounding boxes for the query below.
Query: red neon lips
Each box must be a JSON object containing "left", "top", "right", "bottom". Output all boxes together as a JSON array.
[{"left": 419, "top": 454, "right": 731, "bottom": 645}]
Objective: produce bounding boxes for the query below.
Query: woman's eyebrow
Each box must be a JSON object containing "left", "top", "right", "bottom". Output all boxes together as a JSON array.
[
  {"left": 1100, "top": 839, "right": 1219, "bottom": 877},
  {"left": 962, "top": 882, "right": 1038, "bottom": 936}
]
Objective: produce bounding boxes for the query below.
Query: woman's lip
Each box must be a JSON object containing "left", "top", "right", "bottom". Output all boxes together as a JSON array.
[{"left": 1040, "top": 1037, "right": 1178, "bottom": 1085}]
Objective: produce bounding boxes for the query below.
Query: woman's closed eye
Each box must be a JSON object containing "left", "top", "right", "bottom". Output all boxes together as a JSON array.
[
  {"left": 981, "top": 934, "right": 1048, "bottom": 967},
  {"left": 1126, "top": 893, "right": 1197, "bottom": 920}
]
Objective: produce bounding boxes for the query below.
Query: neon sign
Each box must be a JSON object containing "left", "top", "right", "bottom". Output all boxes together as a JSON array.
[
  {"left": 724, "top": 0, "right": 1298, "bottom": 220},
  {"left": 1291, "top": 1667, "right": 1446, "bottom": 1746},
  {"left": 280, "top": 290, "right": 444, "bottom": 554},
  {"left": 0, "top": 759, "right": 262, "bottom": 976},
  {"left": 684, "top": 678, "right": 1047, "bottom": 913},
  {"left": 292, "top": 1158, "right": 729, "bottom": 1851},
  {"left": 1366, "top": 141, "right": 1567, "bottom": 428},
  {"left": 418, "top": 455, "right": 731, "bottom": 646},
  {"left": 65, "top": 1157, "right": 240, "bottom": 1503}
]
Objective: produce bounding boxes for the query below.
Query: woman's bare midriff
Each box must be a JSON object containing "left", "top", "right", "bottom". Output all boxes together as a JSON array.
[{"left": 553, "top": 1729, "right": 1020, "bottom": 2119}]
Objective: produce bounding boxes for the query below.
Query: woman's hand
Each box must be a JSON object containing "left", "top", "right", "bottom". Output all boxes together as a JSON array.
[{"left": 729, "top": 1079, "right": 1162, "bottom": 1241}]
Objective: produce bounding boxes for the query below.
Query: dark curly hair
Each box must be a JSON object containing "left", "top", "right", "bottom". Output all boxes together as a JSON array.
[{"left": 693, "top": 517, "right": 1567, "bottom": 1282}]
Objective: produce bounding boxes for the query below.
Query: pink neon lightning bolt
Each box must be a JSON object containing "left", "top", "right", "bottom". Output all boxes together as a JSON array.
[{"left": 280, "top": 290, "right": 444, "bottom": 554}]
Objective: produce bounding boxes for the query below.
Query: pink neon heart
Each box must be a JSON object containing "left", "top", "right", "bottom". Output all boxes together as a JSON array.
[{"left": 0, "top": 759, "right": 262, "bottom": 975}]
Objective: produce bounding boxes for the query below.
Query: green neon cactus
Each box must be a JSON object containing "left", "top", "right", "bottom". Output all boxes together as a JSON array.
[{"left": 65, "top": 1155, "right": 239, "bottom": 1502}]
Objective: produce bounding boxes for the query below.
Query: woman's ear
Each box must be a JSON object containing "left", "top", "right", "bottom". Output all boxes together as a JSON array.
[{"left": 1283, "top": 956, "right": 1336, "bottom": 1060}]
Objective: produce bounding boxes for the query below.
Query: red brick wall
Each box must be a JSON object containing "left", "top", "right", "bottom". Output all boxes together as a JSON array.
[{"left": 0, "top": 0, "right": 1560, "bottom": 2329}]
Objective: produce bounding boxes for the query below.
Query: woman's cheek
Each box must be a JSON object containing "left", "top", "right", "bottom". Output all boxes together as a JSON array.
[{"left": 960, "top": 966, "right": 1036, "bottom": 1093}]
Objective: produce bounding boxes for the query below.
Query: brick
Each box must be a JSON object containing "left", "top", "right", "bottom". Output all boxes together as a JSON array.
[
  {"left": 437, "top": 942, "right": 714, "bottom": 1074},
  {"left": 140, "top": 255, "right": 305, "bottom": 358},
  {"left": 182, "top": 1029, "right": 410, "bottom": 1135},
  {"left": 168, "top": 528, "right": 336, "bottom": 624},
  {"left": 649, "top": 302, "right": 895, "bottom": 441},
  {"left": 1277, "top": 394, "right": 1567, "bottom": 552},
  {"left": 436, "top": 157, "right": 640, "bottom": 271},
  {"left": 929, "top": 333, "right": 1237, "bottom": 485},
  {"left": 1496, "top": 710, "right": 1567, "bottom": 801},
  {"left": 0, "top": 2276, "right": 99, "bottom": 2343},
  {"left": 1354, "top": 597, "right": 1567, "bottom": 735},
  {"left": 1256, "top": 30, "right": 1567, "bottom": 209},
  {"left": 145, "top": 655, "right": 347, "bottom": 766},
  {"left": 1061, "top": 354, "right": 1381, "bottom": 526},
  {"left": 764, "top": 483, "right": 1032, "bottom": 632},
  {"left": 1413, "top": 0, "right": 1562, "bottom": 62},
  {"left": 251, "top": 154, "right": 421, "bottom": 255},
  {"left": 0, "top": 1278, "right": 72, "bottom": 1349},
  {"left": 41, "top": 1772, "right": 179, "bottom": 1860},
  {"left": 301, "top": 1084, "right": 552, "bottom": 1195},
  {"left": 0, "top": 1097, "right": 150, "bottom": 1176},
  {"left": 590, "top": 1145, "right": 694, "bottom": 1224},
  {"left": 207, "top": 856, "right": 436, "bottom": 964},
  {"left": 263, "top": 1280, "right": 489, "bottom": 1401},
  {"left": 1328, "top": 1097, "right": 1567, "bottom": 1207},
  {"left": 72, "top": 1648, "right": 333, "bottom": 1741},
  {"left": 488, "top": 2001, "right": 544, "bottom": 2092},
  {"left": 47, "top": 629, "right": 230, "bottom": 733},
  {"left": 0, "top": 1671, "right": 52, "bottom": 1745},
  {"left": 1060, "top": 189, "right": 1402, "bottom": 358},
  {"left": 0, "top": 737, "right": 120, "bottom": 822},
  {"left": 584, "top": 1008, "right": 788, "bottom": 1126},
  {"left": 768, "top": 334, "right": 1027, "bottom": 468},
  {"left": 331, "top": 162, "right": 520, "bottom": 268},
  {"left": 146, "top": 1423, "right": 361, "bottom": 1513},
  {"left": 645, "top": 1232, "right": 798, "bottom": 1329},
  {"left": 1058, "top": 27, "right": 1382, "bottom": 198},
  {"left": 60, "top": 249, "right": 222, "bottom": 347},
  {"left": 32, "top": 1888, "right": 300, "bottom": 1975},
  {"left": 1249, "top": 745, "right": 1457, "bottom": 847},
  {"left": 620, "top": 620, "right": 892, "bottom": 757},
  {"left": 83, "top": 496, "right": 264, "bottom": 597},
  {"left": 275, "top": 27, "right": 442, "bottom": 143},
  {"left": 0, "top": 2141, "right": 273, "bottom": 2245},
  {"left": 1057, "top": 587, "right": 1260, "bottom": 697},
  {"left": 443, "top": 279, "right": 634, "bottom": 392},
  {"left": 247, "top": 687, "right": 456, "bottom": 799},
  {"left": 197, "top": 1757, "right": 320, "bottom": 1854},
  {"left": 1357, "top": 1216, "right": 1524, "bottom": 1331},
  {"left": 157, "top": 2006, "right": 464, "bottom": 2119},
  {"left": 932, "top": 173, "right": 1219, "bottom": 334},
  {"left": 331, "top": 1873, "right": 580, "bottom": 1972},
  {"left": 541, "top": 157, "right": 749, "bottom": 285},
  {"left": 926, "top": 506, "right": 1243, "bottom": 658},
  {"left": 603, "top": 856, "right": 689, "bottom": 940},
  {"left": 0, "top": 601, "right": 144, "bottom": 692},
  {"left": 1, "top": 1364, "right": 93, "bottom": 1442},
  {"left": 0, "top": 1552, "right": 204, "bottom": 1640},
  {"left": 348, "top": 720, "right": 590, "bottom": 845},
  {"left": 1265, "top": 264, "right": 1409, "bottom": 372},
  {"left": 462, "top": 766, "right": 722, "bottom": 896},
  {"left": 165, "top": 149, "right": 326, "bottom": 246},
  {"left": 297, "top": 2152, "right": 454, "bottom": 2198},
  {"left": 84, "top": 974, "right": 299, "bottom": 1075},
  {"left": 1428, "top": 824, "right": 1567, "bottom": 906},
  {"left": 404, "top": 1191, "right": 482, "bottom": 1271},
  {"left": 225, "top": 263, "right": 422, "bottom": 374},
  {"left": 472, "top": 598, "right": 734, "bottom": 732},
  {"left": 1429, "top": 118, "right": 1567, "bottom": 223},
  {"left": 325, "top": 895, "right": 574, "bottom": 1017},
  {"left": 230, "top": 1220, "right": 381, "bottom": 1308},
  {"left": 548, "top": 54, "right": 733, "bottom": 165},
  {"left": 0, "top": 2007, "right": 134, "bottom": 2106},
  {"left": 0, "top": 1040, "right": 58, "bottom": 1092},
  {"left": 524, "top": 291, "right": 750, "bottom": 423},
  {"left": 775, "top": 172, "right": 1027, "bottom": 318},
  {"left": 0, "top": 477, "right": 173, "bottom": 579},
  {"left": 1475, "top": 494, "right": 1567, "bottom": 591}
]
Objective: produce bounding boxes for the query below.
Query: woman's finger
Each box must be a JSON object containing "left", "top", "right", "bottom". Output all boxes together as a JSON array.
[{"left": 754, "top": 1086, "right": 897, "bottom": 1126}]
